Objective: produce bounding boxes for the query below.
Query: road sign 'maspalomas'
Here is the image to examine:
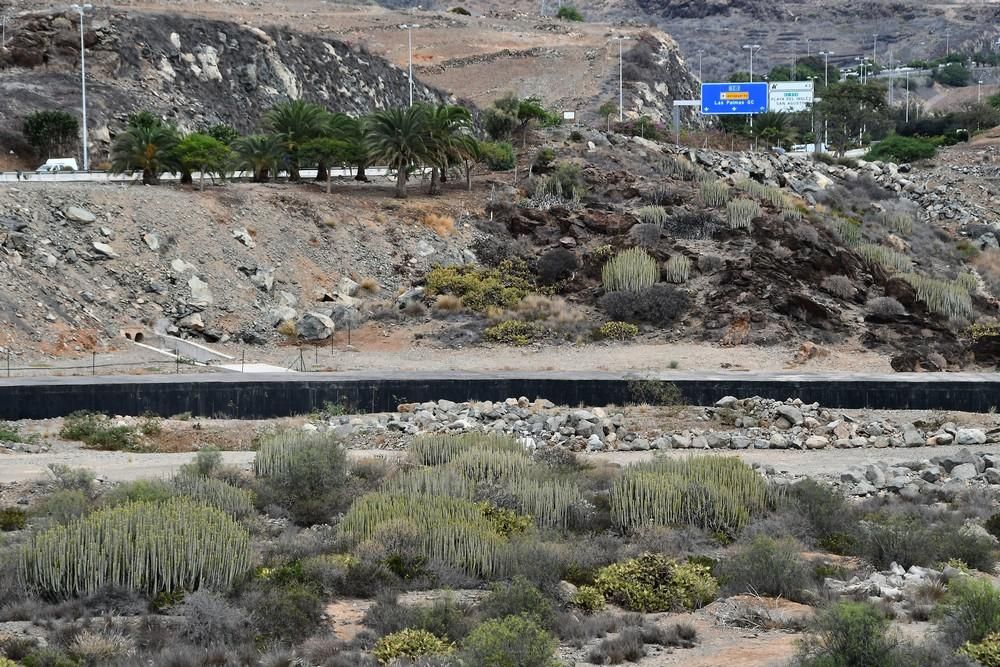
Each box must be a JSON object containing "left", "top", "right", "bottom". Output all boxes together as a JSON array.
[{"left": 700, "top": 82, "right": 768, "bottom": 115}]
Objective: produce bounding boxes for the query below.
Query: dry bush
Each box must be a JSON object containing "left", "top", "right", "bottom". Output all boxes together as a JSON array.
[
  {"left": 276, "top": 320, "right": 297, "bottom": 337},
  {"left": 697, "top": 255, "right": 725, "bottom": 274},
  {"left": 359, "top": 277, "right": 381, "bottom": 295},
  {"left": 974, "top": 250, "right": 1000, "bottom": 299},
  {"left": 433, "top": 294, "right": 464, "bottom": 312},
  {"left": 821, "top": 275, "right": 857, "bottom": 300},
  {"left": 866, "top": 296, "right": 906, "bottom": 318},
  {"left": 423, "top": 213, "right": 455, "bottom": 236}
]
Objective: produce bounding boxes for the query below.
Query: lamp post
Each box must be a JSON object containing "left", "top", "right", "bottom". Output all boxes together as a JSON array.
[
  {"left": 697, "top": 49, "right": 703, "bottom": 82},
  {"left": 818, "top": 50, "right": 833, "bottom": 87},
  {"left": 401, "top": 24, "right": 420, "bottom": 107},
  {"left": 70, "top": 4, "right": 92, "bottom": 172},
  {"left": 944, "top": 28, "right": 951, "bottom": 56},
  {"left": 805, "top": 38, "right": 811, "bottom": 57},
  {"left": 872, "top": 33, "right": 878, "bottom": 67},
  {"left": 978, "top": 79, "right": 984, "bottom": 103},
  {"left": 616, "top": 36, "right": 628, "bottom": 122},
  {"left": 742, "top": 43, "right": 761, "bottom": 82},
  {"left": 905, "top": 68, "right": 910, "bottom": 123}
]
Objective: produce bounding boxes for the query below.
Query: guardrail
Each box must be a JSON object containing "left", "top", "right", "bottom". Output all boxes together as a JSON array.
[{"left": 0, "top": 167, "right": 391, "bottom": 184}]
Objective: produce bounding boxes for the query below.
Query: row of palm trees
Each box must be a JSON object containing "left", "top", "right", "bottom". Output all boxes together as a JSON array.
[{"left": 109, "top": 100, "right": 480, "bottom": 198}]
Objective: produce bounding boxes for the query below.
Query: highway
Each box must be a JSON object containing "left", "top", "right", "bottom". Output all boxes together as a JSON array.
[{"left": 0, "top": 166, "right": 391, "bottom": 184}]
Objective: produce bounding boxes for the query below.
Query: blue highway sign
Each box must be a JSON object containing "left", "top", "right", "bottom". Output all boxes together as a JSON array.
[{"left": 700, "top": 82, "right": 769, "bottom": 115}]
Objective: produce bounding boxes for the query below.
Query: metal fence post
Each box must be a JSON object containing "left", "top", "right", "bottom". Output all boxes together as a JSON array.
[
  {"left": 241, "top": 349, "right": 245, "bottom": 373},
  {"left": 91, "top": 351, "right": 95, "bottom": 375}
]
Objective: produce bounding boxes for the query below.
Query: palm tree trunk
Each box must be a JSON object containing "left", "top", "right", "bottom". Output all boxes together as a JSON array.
[
  {"left": 199, "top": 169, "right": 205, "bottom": 191},
  {"left": 316, "top": 162, "right": 328, "bottom": 183},
  {"left": 429, "top": 166, "right": 440, "bottom": 195},
  {"left": 465, "top": 160, "right": 472, "bottom": 191},
  {"left": 143, "top": 169, "right": 153, "bottom": 185},
  {"left": 326, "top": 171, "right": 332, "bottom": 194},
  {"left": 395, "top": 168, "right": 408, "bottom": 199},
  {"left": 355, "top": 162, "right": 369, "bottom": 182}
]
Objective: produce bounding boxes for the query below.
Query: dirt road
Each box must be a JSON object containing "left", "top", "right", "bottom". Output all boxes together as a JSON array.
[{"left": 2, "top": 443, "right": 994, "bottom": 483}]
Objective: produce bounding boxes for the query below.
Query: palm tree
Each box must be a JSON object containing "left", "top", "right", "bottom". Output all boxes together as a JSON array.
[
  {"left": 263, "top": 100, "right": 329, "bottom": 181},
  {"left": 232, "top": 134, "right": 282, "bottom": 183},
  {"left": 423, "top": 104, "right": 472, "bottom": 195},
  {"left": 302, "top": 137, "right": 349, "bottom": 193},
  {"left": 368, "top": 106, "right": 430, "bottom": 199},
  {"left": 338, "top": 114, "right": 373, "bottom": 182},
  {"left": 752, "top": 111, "right": 796, "bottom": 150},
  {"left": 109, "top": 124, "right": 181, "bottom": 185}
]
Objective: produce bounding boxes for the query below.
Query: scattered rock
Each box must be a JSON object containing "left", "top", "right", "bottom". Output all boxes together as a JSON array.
[{"left": 65, "top": 206, "right": 96, "bottom": 223}]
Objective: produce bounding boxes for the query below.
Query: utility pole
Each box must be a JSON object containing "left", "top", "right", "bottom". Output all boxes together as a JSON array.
[
  {"left": 617, "top": 36, "right": 626, "bottom": 122},
  {"left": 697, "top": 49, "right": 703, "bottom": 82},
  {"left": 945, "top": 28, "right": 952, "bottom": 56},
  {"left": 979, "top": 79, "right": 984, "bottom": 103},
  {"left": 805, "top": 38, "right": 811, "bottom": 58},
  {"left": 905, "top": 69, "right": 910, "bottom": 123},
  {"left": 743, "top": 43, "right": 761, "bottom": 82},
  {"left": 889, "top": 50, "right": 894, "bottom": 105},
  {"left": 819, "top": 50, "right": 833, "bottom": 87},
  {"left": 401, "top": 24, "right": 420, "bottom": 107},
  {"left": 70, "top": 4, "right": 92, "bottom": 172},
  {"left": 873, "top": 33, "right": 878, "bottom": 68}
]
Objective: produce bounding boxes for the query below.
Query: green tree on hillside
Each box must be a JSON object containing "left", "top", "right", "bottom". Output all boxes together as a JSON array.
[
  {"left": 22, "top": 110, "right": 79, "bottom": 159},
  {"left": 263, "top": 100, "right": 329, "bottom": 181},
  {"left": 302, "top": 137, "right": 349, "bottom": 193},
  {"left": 599, "top": 101, "right": 617, "bottom": 132},
  {"left": 205, "top": 123, "right": 240, "bottom": 146},
  {"left": 176, "top": 133, "right": 232, "bottom": 190},
  {"left": 423, "top": 104, "right": 473, "bottom": 195},
  {"left": 816, "top": 81, "right": 890, "bottom": 155},
  {"left": 110, "top": 123, "right": 182, "bottom": 185},
  {"left": 232, "top": 134, "right": 282, "bottom": 183},
  {"left": 368, "top": 105, "right": 430, "bottom": 199}
]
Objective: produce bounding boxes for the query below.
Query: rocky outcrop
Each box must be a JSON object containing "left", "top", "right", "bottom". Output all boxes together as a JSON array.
[{"left": 0, "top": 10, "right": 449, "bottom": 159}]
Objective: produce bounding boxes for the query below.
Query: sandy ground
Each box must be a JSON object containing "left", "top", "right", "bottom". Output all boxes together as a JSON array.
[
  {"left": 4, "top": 441, "right": 999, "bottom": 484},
  {"left": 12, "top": 335, "right": 895, "bottom": 377}
]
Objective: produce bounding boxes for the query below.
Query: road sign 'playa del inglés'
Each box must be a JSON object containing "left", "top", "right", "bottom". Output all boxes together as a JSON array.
[
  {"left": 700, "top": 82, "right": 768, "bottom": 115},
  {"left": 768, "top": 81, "right": 815, "bottom": 113}
]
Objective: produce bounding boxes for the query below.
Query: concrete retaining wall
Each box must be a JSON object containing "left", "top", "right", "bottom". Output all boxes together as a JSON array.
[{"left": 0, "top": 371, "right": 997, "bottom": 419}]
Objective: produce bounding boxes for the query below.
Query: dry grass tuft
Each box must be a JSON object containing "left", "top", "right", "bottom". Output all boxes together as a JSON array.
[
  {"left": 433, "top": 294, "right": 464, "bottom": 312},
  {"left": 276, "top": 321, "right": 297, "bottom": 337},
  {"left": 358, "top": 277, "right": 381, "bottom": 295},
  {"left": 423, "top": 212, "right": 456, "bottom": 236}
]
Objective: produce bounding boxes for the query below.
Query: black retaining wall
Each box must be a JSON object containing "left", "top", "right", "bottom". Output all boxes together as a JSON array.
[{"left": 0, "top": 371, "right": 998, "bottom": 419}]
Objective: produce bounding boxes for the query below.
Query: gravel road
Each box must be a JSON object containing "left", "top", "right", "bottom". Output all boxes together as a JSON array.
[{"left": 3, "top": 443, "right": 998, "bottom": 483}]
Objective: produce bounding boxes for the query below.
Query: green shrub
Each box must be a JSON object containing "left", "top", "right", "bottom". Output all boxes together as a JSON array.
[
  {"left": 610, "top": 456, "right": 775, "bottom": 537},
  {"left": 20, "top": 648, "right": 79, "bottom": 667},
  {"left": 868, "top": 134, "right": 937, "bottom": 163},
  {"left": 449, "top": 6, "right": 471, "bottom": 15},
  {"left": 246, "top": 580, "right": 325, "bottom": 644},
  {"left": 59, "top": 412, "right": 138, "bottom": 451},
  {"left": 831, "top": 215, "right": 862, "bottom": 246},
  {"left": 664, "top": 255, "right": 691, "bottom": 284},
  {"left": 939, "top": 576, "right": 1000, "bottom": 648},
  {"left": 595, "top": 554, "right": 717, "bottom": 612},
  {"left": 0, "top": 422, "right": 29, "bottom": 443},
  {"left": 180, "top": 446, "right": 222, "bottom": 478},
  {"left": 857, "top": 244, "right": 913, "bottom": 273},
  {"left": 716, "top": 535, "right": 813, "bottom": 602},
  {"left": 900, "top": 273, "right": 974, "bottom": 321},
  {"left": 933, "top": 63, "right": 972, "bottom": 87},
  {"left": 426, "top": 260, "right": 534, "bottom": 311},
  {"left": 410, "top": 432, "right": 524, "bottom": 466},
  {"left": 373, "top": 628, "right": 455, "bottom": 664},
  {"left": 481, "top": 576, "right": 555, "bottom": 627},
  {"left": 661, "top": 155, "right": 704, "bottom": 181},
  {"left": 698, "top": 180, "right": 731, "bottom": 207},
  {"left": 602, "top": 248, "right": 659, "bottom": 292},
  {"left": 986, "top": 513, "right": 1000, "bottom": 540},
  {"left": 636, "top": 205, "right": 668, "bottom": 226},
  {"left": 726, "top": 199, "right": 761, "bottom": 230},
  {"left": 254, "top": 431, "right": 349, "bottom": 525},
  {"left": 535, "top": 162, "right": 585, "bottom": 200},
  {"left": 340, "top": 493, "right": 512, "bottom": 578},
  {"left": 532, "top": 147, "right": 555, "bottom": 172},
  {"left": 571, "top": 585, "right": 606, "bottom": 612},
  {"left": 855, "top": 514, "right": 996, "bottom": 572},
  {"left": 556, "top": 5, "right": 583, "bottom": 21},
  {"left": 960, "top": 631, "right": 1000, "bottom": 666},
  {"left": 39, "top": 490, "right": 90, "bottom": 524},
  {"left": 480, "top": 141, "right": 516, "bottom": 170},
  {"left": 596, "top": 321, "right": 639, "bottom": 341},
  {"left": 484, "top": 320, "right": 540, "bottom": 346},
  {"left": 787, "top": 479, "right": 857, "bottom": 553},
  {"left": 0, "top": 507, "right": 27, "bottom": 531},
  {"left": 22, "top": 498, "right": 251, "bottom": 596},
  {"left": 460, "top": 614, "right": 558, "bottom": 667},
  {"left": 103, "top": 479, "right": 174, "bottom": 506},
  {"left": 795, "top": 602, "right": 898, "bottom": 667}
]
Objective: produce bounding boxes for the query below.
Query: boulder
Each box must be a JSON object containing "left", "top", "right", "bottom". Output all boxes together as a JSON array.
[
  {"left": 143, "top": 233, "right": 161, "bottom": 251},
  {"left": 188, "top": 276, "right": 213, "bottom": 306},
  {"left": 92, "top": 242, "right": 118, "bottom": 258},
  {"left": 65, "top": 206, "right": 96, "bottom": 223},
  {"left": 950, "top": 463, "right": 978, "bottom": 481},
  {"left": 955, "top": 428, "right": 987, "bottom": 446},
  {"left": 296, "top": 312, "right": 335, "bottom": 340},
  {"left": 250, "top": 267, "right": 275, "bottom": 293},
  {"left": 233, "top": 227, "right": 256, "bottom": 248},
  {"left": 775, "top": 404, "right": 803, "bottom": 427}
]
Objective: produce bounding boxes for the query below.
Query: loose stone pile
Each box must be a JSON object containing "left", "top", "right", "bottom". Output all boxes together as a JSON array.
[{"left": 317, "top": 395, "right": 1000, "bottom": 455}]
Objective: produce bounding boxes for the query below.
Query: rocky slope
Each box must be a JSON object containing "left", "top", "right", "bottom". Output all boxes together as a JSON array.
[{"left": 0, "top": 9, "right": 448, "bottom": 162}]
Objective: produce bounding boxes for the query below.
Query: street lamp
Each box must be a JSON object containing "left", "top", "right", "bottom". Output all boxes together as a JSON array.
[
  {"left": 70, "top": 4, "right": 92, "bottom": 172},
  {"left": 818, "top": 50, "right": 834, "bottom": 87},
  {"left": 400, "top": 24, "right": 420, "bottom": 107},
  {"left": 872, "top": 33, "right": 878, "bottom": 67},
  {"left": 616, "top": 36, "right": 629, "bottom": 123},
  {"left": 742, "top": 43, "right": 761, "bottom": 82},
  {"left": 944, "top": 28, "right": 951, "bottom": 56},
  {"left": 905, "top": 68, "right": 910, "bottom": 123},
  {"left": 978, "top": 80, "right": 984, "bottom": 103}
]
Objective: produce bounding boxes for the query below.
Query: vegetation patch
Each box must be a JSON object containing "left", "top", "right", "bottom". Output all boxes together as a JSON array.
[
  {"left": 594, "top": 554, "right": 718, "bottom": 612},
  {"left": 426, "top": 260, "right": 535, "bottom": 311}
]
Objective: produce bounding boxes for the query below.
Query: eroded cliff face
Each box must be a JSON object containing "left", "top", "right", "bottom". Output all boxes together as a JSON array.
[{"left": 0, "top": 10, "right": 449, "bottom": 157}]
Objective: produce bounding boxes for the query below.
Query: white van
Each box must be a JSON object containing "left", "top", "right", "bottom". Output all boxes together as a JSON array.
[{"left": 35, "top": 158, "right": 79, "bottom": 173}]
